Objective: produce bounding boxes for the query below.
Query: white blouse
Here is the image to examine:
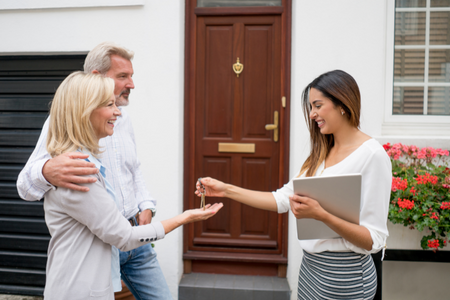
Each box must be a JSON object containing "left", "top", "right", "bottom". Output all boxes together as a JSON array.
[{"left": 272, "top": 139, "right": 391, "bottom": 255}]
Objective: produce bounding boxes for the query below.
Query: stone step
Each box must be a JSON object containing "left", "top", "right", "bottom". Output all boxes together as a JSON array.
[
  {"left": 179, "top": 273, "right": 291, "bottom": 300},
  {"left": 0, "top": 295, "right": 42, "bottom": 300}
]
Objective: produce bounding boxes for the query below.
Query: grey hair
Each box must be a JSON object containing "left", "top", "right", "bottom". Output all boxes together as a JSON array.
[{"left": 83, "top": 42, "right": 135, "bottom": 74}]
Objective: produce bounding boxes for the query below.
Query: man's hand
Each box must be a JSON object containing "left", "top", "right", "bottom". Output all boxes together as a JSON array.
[
  {"left": 138, "top": 209, "right": 153, "bottom": 225},
  {"left": 42, "top": 152, "right": 99, "bottom": 192}
]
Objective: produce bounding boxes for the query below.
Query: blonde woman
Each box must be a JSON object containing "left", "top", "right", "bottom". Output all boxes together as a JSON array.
[
  {"left": 44, "top": 72, "right": 222, "bottom": 299},
  {"left": 196, "top": 70, "right": 390, "bottom": 300}
]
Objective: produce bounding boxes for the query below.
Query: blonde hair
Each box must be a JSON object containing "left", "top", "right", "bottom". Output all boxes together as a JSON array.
[
  {"left": 84, "top": 41, "right": 134, "bottom": 74},
  {"left": 46, "top": 72, "right": 114, "bottom": 158}
]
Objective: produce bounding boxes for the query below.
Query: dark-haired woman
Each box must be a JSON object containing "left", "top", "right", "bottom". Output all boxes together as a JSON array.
[{"left": 196, "top": 70, "right": 391, "bottom": 300}]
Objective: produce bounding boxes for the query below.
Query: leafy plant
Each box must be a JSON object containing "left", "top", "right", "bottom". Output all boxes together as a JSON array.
[{"left": 384, "top": 143, "right": 450, "bottom": 251}]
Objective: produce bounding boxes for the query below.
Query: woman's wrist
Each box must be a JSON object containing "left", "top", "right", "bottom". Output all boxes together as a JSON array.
[
  {"left": 223, "top": 183, "right": 232, "bottom": 198},
  {"left": 315, "top": 208, "right": 331, "bottom": 222},
  {"left": 180, "top": 211, "right": 192, "bottom": 225}
]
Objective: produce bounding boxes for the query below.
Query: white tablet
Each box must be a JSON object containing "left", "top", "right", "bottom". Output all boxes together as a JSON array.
[{"left": 293, "top": 173, "right": 362, "bottom": 240}]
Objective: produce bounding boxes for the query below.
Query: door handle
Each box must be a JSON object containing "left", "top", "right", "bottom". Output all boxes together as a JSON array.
[{"left": 265, "top": 111, "right": 279, "bottom": 142}]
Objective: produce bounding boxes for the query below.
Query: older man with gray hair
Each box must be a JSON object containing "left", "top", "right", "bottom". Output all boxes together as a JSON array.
[{"left": 17, "top": 42, "right": 172, "bottom": 300}]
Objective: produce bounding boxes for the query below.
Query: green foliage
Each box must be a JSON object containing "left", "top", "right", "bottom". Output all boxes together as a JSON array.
[{"left": 384, "top": 143, "right": 450, "bottom": 251}]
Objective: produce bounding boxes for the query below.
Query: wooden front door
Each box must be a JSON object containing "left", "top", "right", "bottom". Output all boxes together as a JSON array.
[{"left": 183, "top": 2, "right": 291, "bottom": 277}]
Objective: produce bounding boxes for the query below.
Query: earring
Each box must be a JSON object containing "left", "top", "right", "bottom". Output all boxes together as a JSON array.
[{"left": 341, "top": 111, "right": 345, "bottom": 115}]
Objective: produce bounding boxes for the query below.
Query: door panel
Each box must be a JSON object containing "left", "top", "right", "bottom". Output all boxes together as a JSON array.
[
  {"left": 192, "top": 15, "right": 281, "bottom": 253},
  {"left": 243, "top": 25, "right": 274, "bottom": 139},
  {"left": 197, "top": 157, "right": 232, "bottom": 235},
  {"left": 241, "top": 158, "right": 272, "bottom": 237},
  {"left": 205, "top": 26, "right": 234, "bottom": 137}
]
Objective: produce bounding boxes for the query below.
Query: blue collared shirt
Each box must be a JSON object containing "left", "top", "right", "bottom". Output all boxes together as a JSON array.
[{"left": 81, "top": 149, "right": 122, "bottom": 293}]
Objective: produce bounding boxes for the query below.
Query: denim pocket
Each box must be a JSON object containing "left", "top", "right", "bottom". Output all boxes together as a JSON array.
[{"left": 89, "top": 285, "right": 111, "bottom": 298}]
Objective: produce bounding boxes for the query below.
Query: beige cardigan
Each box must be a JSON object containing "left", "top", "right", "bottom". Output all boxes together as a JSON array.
[{"left": 43, "top": 173, "right": 165, "bottom": 300}]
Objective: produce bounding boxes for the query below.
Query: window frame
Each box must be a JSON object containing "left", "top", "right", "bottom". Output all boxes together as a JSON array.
[{"left": 383, "top": 0, "right": 450, "bottom": 136}]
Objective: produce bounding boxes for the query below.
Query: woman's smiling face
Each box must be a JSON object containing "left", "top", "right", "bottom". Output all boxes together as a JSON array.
[
  {"left": 90, "top": 95, "right": 121, "bottom": 140},
  {"left": 308, "top": 88, "right": 346, "bottom": 135}
]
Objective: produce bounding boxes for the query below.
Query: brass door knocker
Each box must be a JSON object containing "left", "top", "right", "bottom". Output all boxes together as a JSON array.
[{"left": 232, "top": 57, "right": 244, "bottom": 77}]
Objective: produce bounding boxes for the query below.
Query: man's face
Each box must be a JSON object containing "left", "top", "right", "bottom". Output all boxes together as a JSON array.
[{"left": 105, "top": 54, "right": 135, "bottom": 107}]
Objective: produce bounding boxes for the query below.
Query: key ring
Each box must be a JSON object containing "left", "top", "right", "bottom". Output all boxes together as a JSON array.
[{"left": 198, "top": 177, "right": 205, "bottom": 192}]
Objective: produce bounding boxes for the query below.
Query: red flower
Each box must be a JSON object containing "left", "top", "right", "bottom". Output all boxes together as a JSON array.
[
  {"left": 410, "top": 186, "right": 417, "bottom": 196},
  {"left": 430, "top": 212, "right": 439, "bottom": 220},
  {"left": 428, "top": 239, "right": 440, "bottom": 249},
  {"left": 440, "top": 202, "right": 450, "bottom": 210},
  {"left": 386, "top": 143, "right": 404, "bottom": 160},
  {"left": 392, "top": 177, "right": 408, "bottom": 192},
  {"left": 438, "top": 149, "right": 449, "bottom": 156},
  {"left": 415, "top": 173, "right": 438, "bottom": 185},
  {"left": 398, "top": 198, "right": 414, "bottom": 210},
  {"left": 383, "top": 143, "right": 391, "bottom": 151}
]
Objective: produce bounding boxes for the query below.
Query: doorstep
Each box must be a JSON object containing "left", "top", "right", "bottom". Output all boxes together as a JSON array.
[
  {"left": 0, "top": 296, "right": 42, "bottom": 300},
  {"left": 179, "top": 273, "right": 290, "bottom": 300}
]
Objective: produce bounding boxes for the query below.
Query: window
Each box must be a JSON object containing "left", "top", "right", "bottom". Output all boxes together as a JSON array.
[
  {"left": 393, "top": 0, "right": 450, "bottom": 116},
  {"left": 382, "top": 0, "right": 450, "bottom": 136}
]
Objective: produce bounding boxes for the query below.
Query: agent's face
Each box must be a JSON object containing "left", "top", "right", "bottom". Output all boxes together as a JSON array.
[
  {"left": 105, "top": 55, "right": 135, "bottom": 107},
  {"left": 309, "top": 88, "right": 345, "bottom": 135},
  {"left": 90, "top": 95, "right": 122, "bottom": 140}
]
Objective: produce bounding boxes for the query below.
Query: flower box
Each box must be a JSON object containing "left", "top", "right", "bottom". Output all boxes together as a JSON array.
[
  {"left": 384, "top": 143, "right": 450, "bottom": 251},
  {"left": 387, "top": 222, "right": 450, "bottom": 251}
]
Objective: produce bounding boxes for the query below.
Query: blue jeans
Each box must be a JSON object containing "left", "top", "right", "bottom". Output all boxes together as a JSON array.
[{"left": 119, "top": 243, "right": 173, "bottom": 300}]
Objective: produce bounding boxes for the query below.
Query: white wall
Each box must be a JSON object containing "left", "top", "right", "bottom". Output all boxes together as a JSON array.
[
  {"left": 290, "top": 2, "right": 450, "bottom": 299},
  {"left": 288, "top": 1, "right": 389, "bottom": 298},
  {"left": 2, "top": 1, "right": 449, "bottom": 299},
  {"left": 0, "top": 1, "right": 185, "bottom": 298}
]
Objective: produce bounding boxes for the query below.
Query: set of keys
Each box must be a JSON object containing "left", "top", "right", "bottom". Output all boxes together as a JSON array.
[{"left": 198, "top": 177, "right": 206, "bottom": 211}]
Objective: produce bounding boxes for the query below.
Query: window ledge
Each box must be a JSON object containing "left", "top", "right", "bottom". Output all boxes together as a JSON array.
[
  {"left": 0, "top": 0, "right": 144, "bottom": 11},
  {"left": 381, "top": 122, "right": 450, "bottom": 137},
  {"left": 373, "top": 124, "right": 450, "bottom": 149}
]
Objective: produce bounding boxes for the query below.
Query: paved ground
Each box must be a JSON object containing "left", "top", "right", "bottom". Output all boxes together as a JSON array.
[{"left": 0, "top": 296, "right": 42, "bottom": 300}]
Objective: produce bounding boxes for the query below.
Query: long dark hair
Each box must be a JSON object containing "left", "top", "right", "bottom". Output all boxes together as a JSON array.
[{"left": 299, "top": 70, "right": 361, "bottom": 177}]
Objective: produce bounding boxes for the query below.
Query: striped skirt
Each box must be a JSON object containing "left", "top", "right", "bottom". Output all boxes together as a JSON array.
[{"left": 298, "top": 250, "right": 377, "bottom": 300}]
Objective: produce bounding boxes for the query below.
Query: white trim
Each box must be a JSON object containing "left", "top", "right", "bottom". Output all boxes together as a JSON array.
[
  {"left": 382, "top": 0, "right": 450, "bottom": 136},
  {"left": 383, "top": 0, "right": 396, "bottom": 127},
  {"left": 384, "top": 114, "right": 450, "bottom": 122},
  {"left": 393, "top": 82, "right": 450, "bottom": 86},
  {"left": 395, "top": 45, "right": 450, "bottom": 49},
  {"left": 395, "top": 7, "right": 450, "bottom": 12},
  {"left": 374, "top": 135, "right": 450, "bottom": 149},
  {"left": 381, "top": 121, "right": 450, "bottom": 136},
  {"left": 0, "top": 51, "right": 89, "bottom": 56},
  {"left": 423, "top": 0, "right": 430, "bottom": 114},
  {"left": 0, "top": 0, "right": 144, "bottom": 11}
]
